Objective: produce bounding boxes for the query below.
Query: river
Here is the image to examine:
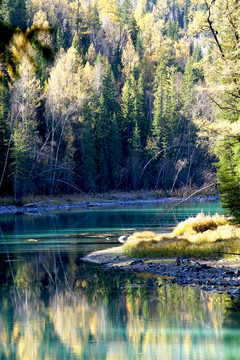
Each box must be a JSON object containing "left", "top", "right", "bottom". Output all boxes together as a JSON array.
[{"left": 1, "top": 201, "right": 240, "bottom": 359}]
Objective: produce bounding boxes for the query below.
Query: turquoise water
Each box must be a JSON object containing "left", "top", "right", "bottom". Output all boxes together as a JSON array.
[
  {"left": 1, "top": 201, "right": 240, "bottom": 360},
  {"left": 0, "top": 201, "right": 221, "bottom": 254}
]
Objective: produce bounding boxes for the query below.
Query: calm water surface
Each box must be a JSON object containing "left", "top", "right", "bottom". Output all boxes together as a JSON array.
[
  {"left": 1, "top": 201, "right": 240, "bottom": 359},
  {"left": 0, "top": 201, "right": 222, "bottom": 253}
]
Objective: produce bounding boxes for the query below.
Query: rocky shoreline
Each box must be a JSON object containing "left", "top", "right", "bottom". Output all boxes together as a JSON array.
[
  {"left": 0, "top": 194, "right": 219, "bottom": 215},
  {"left": 82, "top": 248, "right": 240, "bottom": 298}
]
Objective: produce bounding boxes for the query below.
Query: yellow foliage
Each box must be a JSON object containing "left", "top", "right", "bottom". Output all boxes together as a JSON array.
[
  {"left": 32, "top": 10, "right": 52, "bottom": 47},
  {"left": 98, "top": 0, "right": 120, "bottom": 23},
  {"left": 46, "top": 46, "right": 87, "bottom": 120},
  {"left": 134, "top": 0, "right": 146, "bottom": 24},
  {"left": 86, "top": 43, "right": 97, "bottom": 64},
  {"left": 174, "top": 36, "right": 191, "bottom": 67},
  {"left": 10, "top": 32, "right": 33, "bottom": 74},
  {"left": 176, "top": 0, "right": 188, "bottom": 9},
  {"left": 121, "top": 36, "right": 140, "bottom": 76},
  {"left": 83, "top": 61, "right": 95, "bottom": 91},
  {"left": 188, "top": 9, "right": 208, "bottom": 35}
]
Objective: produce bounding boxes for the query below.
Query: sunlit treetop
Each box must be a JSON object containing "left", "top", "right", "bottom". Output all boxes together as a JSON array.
[{"left": 0, "top": 21, "right": 53, "bottom": 82}]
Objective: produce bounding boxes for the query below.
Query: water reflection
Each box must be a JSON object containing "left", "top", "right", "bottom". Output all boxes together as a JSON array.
[{"left": 0, "top": 252, "right": 239, "bottom": 359}]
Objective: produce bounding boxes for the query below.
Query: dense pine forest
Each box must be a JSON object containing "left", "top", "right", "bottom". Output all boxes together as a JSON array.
[{"left": 0, "top": 0, "right": 237, "bottom": 206}]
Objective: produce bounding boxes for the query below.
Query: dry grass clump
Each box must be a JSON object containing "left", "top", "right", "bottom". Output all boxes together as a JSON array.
[
  {"left": 121, "top": 213, "right": 240, "bottom": 259},
  {"left": 189, "top": 225, "right": 240, "bottom": 244},
  {"left": 127, "top": 231, "right": 162, "bottom": 241},
  {"left": 173, "top": 213, "right": 228, "bottom": 236}
]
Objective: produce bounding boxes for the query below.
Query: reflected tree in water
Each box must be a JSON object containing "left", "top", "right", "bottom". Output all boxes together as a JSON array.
[{"left": 0, "top": 251, "right": 237, "bottom": 359}]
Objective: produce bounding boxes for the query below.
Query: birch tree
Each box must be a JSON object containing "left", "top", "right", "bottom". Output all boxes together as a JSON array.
[{"left": 11, "top": 55, "right": 41, "bottom": 199}]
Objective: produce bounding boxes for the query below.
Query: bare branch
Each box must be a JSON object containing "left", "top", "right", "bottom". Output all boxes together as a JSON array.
[
  {"left": 46, "top": 178, "right": 86, "bottom": 194},
  {"left": 204, "top": 0, "right": 225, "bottom": 58},
  {"left": 139, "top": 144, "right": 187, "bottom": 183}
]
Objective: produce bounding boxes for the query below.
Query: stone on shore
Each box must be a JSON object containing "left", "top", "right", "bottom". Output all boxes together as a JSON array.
[{"left": 118, "top": 235, "right": 129, "bottom": 243}]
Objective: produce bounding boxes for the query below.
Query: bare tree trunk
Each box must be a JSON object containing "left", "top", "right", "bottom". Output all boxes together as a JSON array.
[
  {"left": 50, "top": 116, "right": 67, "bottom": 194},
  {"left": 0, "top": 111, "right": 18, "bottom": 189}
]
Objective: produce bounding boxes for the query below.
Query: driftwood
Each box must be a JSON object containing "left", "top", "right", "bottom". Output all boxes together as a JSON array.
[{"left": 169, "top": 182, "right": 219, "bottom": 209}]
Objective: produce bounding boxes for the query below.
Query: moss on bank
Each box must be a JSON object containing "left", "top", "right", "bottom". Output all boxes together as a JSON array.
[{"left": 122, "top": 214, "right": 240, "bottom": 259}]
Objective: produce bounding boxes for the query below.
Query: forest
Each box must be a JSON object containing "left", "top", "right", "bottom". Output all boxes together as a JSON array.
[{"left": 0, "top": 0, "right": 239, "bottom": 217}]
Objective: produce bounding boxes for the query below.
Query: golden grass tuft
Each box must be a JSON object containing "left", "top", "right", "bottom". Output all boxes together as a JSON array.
[
  {"left": 121, "top": 213, "right": 240, "bottom": 259},
  {"left": 173, "top": 213, "right": 228, "bottom": 236},
  {"left": 127, "top": 231, "right": 159, "bottom": 241}
]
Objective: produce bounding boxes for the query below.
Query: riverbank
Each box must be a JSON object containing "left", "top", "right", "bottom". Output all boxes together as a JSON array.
[
  {"left": 82, "top": 248, "right": 240, "bottom": 298},
  {"left": 0, "top": 192, "right": 220, "bottom": 215},
  {"left": 82, "top": 213, "right": 240, "bottom": 298}
]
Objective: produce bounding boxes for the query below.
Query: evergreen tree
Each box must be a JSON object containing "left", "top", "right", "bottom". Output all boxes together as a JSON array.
[
  {"left": 190, "top": 0, "right": 240, "bottom": 220},
  {"left": 129, "top": 16, "right": 139, "bottom": 48},
  {"left": 94, "top": 92, "right": 109, "bottom": 189},
  {"left": 121, "top": 78, "right": 135, "bottom": 158},
  {"left": 72, "top": 32, "right": 82, "bottom": 55},
  {"left": 181, "top": 59, "right": 197, "bottom": 115},
  {"left": 100, "top": 62, "right": 119, "bottom": 117},
  {"left": 180, "top": 56, "right": 201, "bottom": 163},
  {"left": 167, "top": 20, "right": 179, "bottom": 41},
  {"left": 94, "top": 62, "right": 121, "bottom": 189},
  {"left": 0, "top": 0, "right": 27, "bottom": 29},
  {"left": 167, "top": 67, "right": 178, "bottom": 142},
  {"left": 120, "top": 0, "right": 132, "bottom": 25},
  {"left": 151, "top": 54, "right": 179, "bottom": 189},
  {"left": 111, "top": 43, "right": 122, "bottom": 79},
  {"left": 56, "top": 28, "right": 63, "bottom": 52},
  {"left": 89, "top": 3, "right": 101, "bottom": 47},
  {"left": 134, "top": 74, "right": 149, "bottom": 148},
  {"left": 108, "top": 112, "right": 122, "bottom": 188},
  {"left": 76, "top": 7, "right": 90, "bottom": 59},
  {"left": 74, "top": 100, "right": 97, "bottom": 192},
  {"left": 132, "top": 122, "right": 141, "bottom": 153},
  {"left": 152, "top": 53, "right": 169, "bottom": 149},
  {"left": 183, "top": 0, "right": 191, "bottom": 30},
  {"left": 217, "top": 141, "right": 240, "bottom": 220}
]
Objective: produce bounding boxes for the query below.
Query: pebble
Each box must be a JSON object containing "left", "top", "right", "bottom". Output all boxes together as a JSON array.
[{"left": 85, "top": 249, "right": 240, "bottom": 296}]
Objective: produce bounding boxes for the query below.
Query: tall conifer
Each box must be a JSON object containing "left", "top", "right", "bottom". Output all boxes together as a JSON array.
[{"left": 121, "top": 78, "right": 135, "bottom": 157}]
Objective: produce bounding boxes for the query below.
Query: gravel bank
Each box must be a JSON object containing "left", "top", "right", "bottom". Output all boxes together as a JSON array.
[
  {"left": 0, "top": 194, "right": 220, "bottom": 215},
  {"left": 82, "top": 248, "right": 240, "bottom": 298}
]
